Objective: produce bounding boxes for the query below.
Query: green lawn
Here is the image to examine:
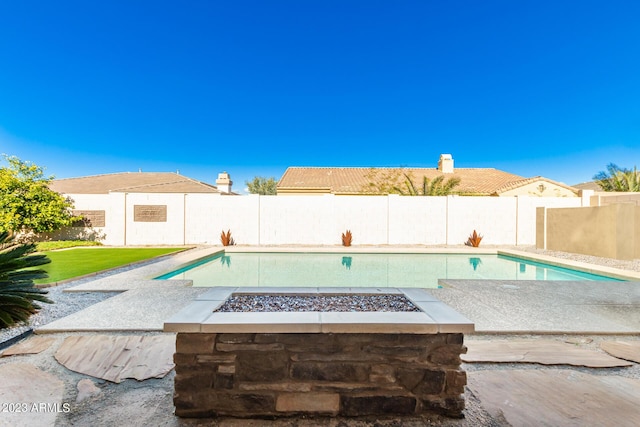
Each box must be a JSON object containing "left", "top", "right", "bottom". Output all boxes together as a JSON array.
[{"left": 35, "top": 247, "right": 186, "bottom": 284}]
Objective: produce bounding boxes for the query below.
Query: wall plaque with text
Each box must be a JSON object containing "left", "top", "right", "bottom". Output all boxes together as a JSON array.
[
  {"left": 72, "top": 210, "right": 106, "bottom": 227},
  {"left": 134, "top": 205, "right": 167, "bottom": 222}
]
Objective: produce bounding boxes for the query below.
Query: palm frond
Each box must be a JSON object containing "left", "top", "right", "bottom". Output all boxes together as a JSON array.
[{"left": 0, "top": 232, "right": 52, "bottom": 329}]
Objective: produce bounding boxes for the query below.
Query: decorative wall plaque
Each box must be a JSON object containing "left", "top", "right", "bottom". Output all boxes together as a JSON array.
[
  {"left": 72, "top": 210, "right": 106, "bottom": 227},
  {"left": 134, "top": 205, "right": 167, "bottom": 222}
]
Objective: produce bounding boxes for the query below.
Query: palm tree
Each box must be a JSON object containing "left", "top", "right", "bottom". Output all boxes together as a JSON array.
[
  {"left": 0, "top": 232, "right": 52, "bottom": 328},
  {"left": 593, "top": 164, "right": 640, "bottom": 192},
  {"left": 394, "top": 173, "right": 461, "bottom": 196}
]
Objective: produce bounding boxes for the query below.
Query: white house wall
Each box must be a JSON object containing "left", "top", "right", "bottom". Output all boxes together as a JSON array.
[{"left": 62, "top": 193, "right": 583, "bottom": 246}]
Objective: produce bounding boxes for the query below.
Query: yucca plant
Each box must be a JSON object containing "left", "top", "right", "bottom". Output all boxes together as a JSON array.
[
  {"left": 220, "top": 229, "right": 235, "bottom": 246},
  {"left": 341, "top": 230, "right": 352, "bottom": 247},
  {"left": 0, "top": 232, "right": 52, "bottom": 329},
  {"left": 465, "top": 230, "right": 483, "bottom": 247}
]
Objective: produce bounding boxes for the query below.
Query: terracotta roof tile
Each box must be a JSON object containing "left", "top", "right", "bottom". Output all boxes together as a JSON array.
[
  {"left": 50, "top": 172, "right": 224, "bottom": 194},
  {"left": 277, "top": 167, "right": 529, "bottom": 195}
]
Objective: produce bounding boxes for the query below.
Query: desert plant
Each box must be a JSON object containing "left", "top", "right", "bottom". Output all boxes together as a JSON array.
[
  {"left": 465, "top": 230, "right": 483, "bottom": 247},
  {"left": 395, "top": 173, "right": 461, "bottom": 196},
  {"left": 593, "top": 163, "right": 640, "bottom": 192},
  {"left": 341, "top": 230, "right": 352, "bottom": 247},
  {"left": 0, "top": 231, "right": 52, "bottom": 328},
  {"left": 220, "top": 230, "right": 235, "bottom": 246},
  {"left": 362, "top": 168, "right": 461, "bottom": 196}
]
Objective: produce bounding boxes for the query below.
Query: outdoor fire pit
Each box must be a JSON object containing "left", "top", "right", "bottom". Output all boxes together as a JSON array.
[{"left": 164, "top": 287, "right": 474, "bottom": 419}]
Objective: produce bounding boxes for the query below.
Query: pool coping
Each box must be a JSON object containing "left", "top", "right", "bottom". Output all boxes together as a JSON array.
[
  {"left": 497, "top": 249, "right": 640, "bottom": 281},
  {"left": 163, "top": 287, "right": 475, "bottom": 334}
]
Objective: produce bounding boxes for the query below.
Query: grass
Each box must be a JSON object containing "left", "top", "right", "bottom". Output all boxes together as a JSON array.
[
  {"left": 36, "top": 240, "right": 102, "bottom": 251},
  {"left": 35, "top": 247, "right": 186, "bottom": 284}
]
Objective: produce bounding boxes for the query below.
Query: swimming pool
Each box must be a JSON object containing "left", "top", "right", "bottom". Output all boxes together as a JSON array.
[{"left": 157, "top": 252, "right": 622, "bottom": 288}]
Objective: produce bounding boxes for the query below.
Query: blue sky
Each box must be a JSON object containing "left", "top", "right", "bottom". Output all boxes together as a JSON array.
[{"left": 1, "top": 0, "right": 639, "bottom": 193}]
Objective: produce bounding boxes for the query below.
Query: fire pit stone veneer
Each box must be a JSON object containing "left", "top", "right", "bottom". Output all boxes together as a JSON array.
[{"left": 164, "top": 287, "right": 474, "bottom": 419}]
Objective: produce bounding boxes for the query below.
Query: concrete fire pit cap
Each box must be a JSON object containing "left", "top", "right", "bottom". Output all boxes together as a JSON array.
[{"left": 163, "top": 287, "right": 474, "bottom": 334}]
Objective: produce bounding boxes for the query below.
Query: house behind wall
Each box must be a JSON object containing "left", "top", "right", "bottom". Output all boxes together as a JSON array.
[
  {"left": 277, "top": 154, "right": 580, "bottom": 197},
  {"left": 50, "top": 169, "right": 592, "bottom": 247}
]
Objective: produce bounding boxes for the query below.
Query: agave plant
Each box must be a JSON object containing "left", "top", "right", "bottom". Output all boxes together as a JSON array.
[
  {"left": 220, "top": 229, "right": 235, "bottom": 246},
  {"left": 0, "top": 232, "right": 52, "bottom": 329},
  {"left": 465, "top": 230, "right": 483, "bottom": 248},
  {"left": 341, "top": 230, "right": 352, "bottom": 247}
]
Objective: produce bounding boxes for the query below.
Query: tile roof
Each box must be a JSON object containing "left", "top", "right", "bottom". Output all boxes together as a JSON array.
[
  {"left": 50, "top": 172, "right": 225, "bottom": 194},
  {"left": 277, "top": 167, "right": 535, "bottom": 195}
]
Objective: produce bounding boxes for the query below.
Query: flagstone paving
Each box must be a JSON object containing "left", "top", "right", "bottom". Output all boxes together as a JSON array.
[
  {"left": 467, "top": 369, "right": 640, "bottom": 427},
  {"left": 0, "top": 336, "right": 55, "bottom": 357},
  {"left": 75, "top": 378, "right": 102, "bottom": 403},
  {"left": 600, "top": 341, "right": 640, "bottom": 363},
  {"left": 463, "top": 339, "right": 634, "bottom": 367},
  {"left": 54, "top": 335, "right": 175, "bottom": 383},
  {"left": 0, "top": 363, "right": 65, "bottom": 427}
]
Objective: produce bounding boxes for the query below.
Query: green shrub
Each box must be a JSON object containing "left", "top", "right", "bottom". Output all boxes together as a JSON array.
[{"left": 0, "top": 232, "right": 52, "bottom": 328}]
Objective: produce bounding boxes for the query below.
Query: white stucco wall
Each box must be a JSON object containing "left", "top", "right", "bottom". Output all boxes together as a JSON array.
[
  {"left": 60, "top": 193, "right": 584, "bottom": 246},
  {"left": 447, "top": 197, "right": 517, "bottom": 245},
  {"left": 387, "top": 195, "right": 447, "bottom": 245},
  {"left": 189, "top": 194, "right": 261, "bottom": 245},
  {"left": 124, "top": 193, "right": 186, "bottom": 245},
  {"left": 332, "top": 196, "right": 389, "bottom": 245}
]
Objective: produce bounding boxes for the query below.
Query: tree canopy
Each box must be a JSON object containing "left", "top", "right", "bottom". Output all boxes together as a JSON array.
[
  {"left": 593, "top": 163, "right": 640, "bottom": 192},
  {"left": 0, "top": 155, "right": 75, "bottom": 235},
  {"left": 245, "top": 176, "right": 278, "bottom": 195}
]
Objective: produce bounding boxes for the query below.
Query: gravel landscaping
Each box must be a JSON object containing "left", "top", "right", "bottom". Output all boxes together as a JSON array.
[
  {"left": 216, "top": 294, "right": 421, "bottom": 312},
  {"left": 0, "top": 256, "right": 168, "bottom": 347}
]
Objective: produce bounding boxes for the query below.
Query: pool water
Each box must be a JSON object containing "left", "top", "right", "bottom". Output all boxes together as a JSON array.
[{"left": 157, "top": 252, "right": 622, "bottom": 288}]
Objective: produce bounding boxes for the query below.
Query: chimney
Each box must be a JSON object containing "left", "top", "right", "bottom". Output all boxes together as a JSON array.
[
  {"left": 216, "top": 171, "right": 232, "bottom": 193},
  {"left": 438, "top": 154, "right": 454, "bottom": 174}
]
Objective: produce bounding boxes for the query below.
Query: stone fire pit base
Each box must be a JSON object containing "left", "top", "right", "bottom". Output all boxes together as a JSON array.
[
  {"left": 174, "top": 332, "right": 467, "bottom": 418},
  {"left": 166, "top": 288, "right": 473, "bottom": 419}
]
